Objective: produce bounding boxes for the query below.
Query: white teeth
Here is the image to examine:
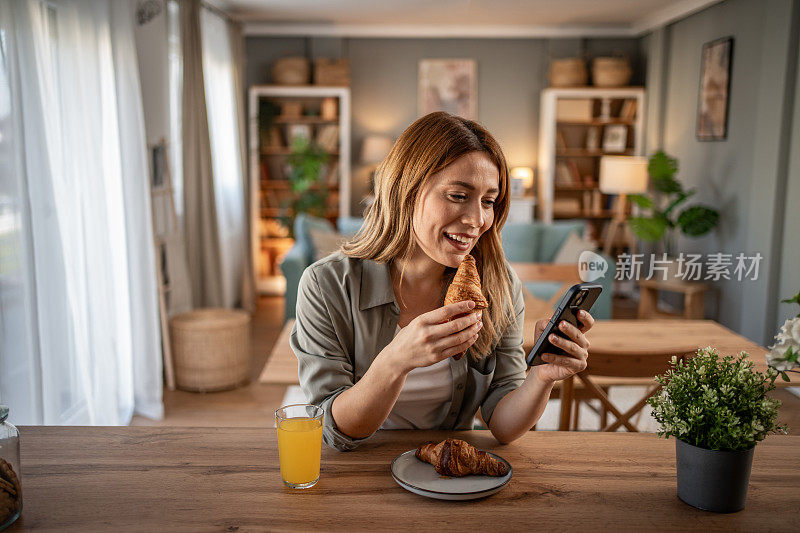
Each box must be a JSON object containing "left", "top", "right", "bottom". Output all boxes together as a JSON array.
[{"left": 446, "top": 232, "right": 470, "bottom": 244}]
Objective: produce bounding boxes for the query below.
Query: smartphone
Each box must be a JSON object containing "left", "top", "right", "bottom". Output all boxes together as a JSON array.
[{"left": 525, "top": 283, "right": 602, "bottom": 367}]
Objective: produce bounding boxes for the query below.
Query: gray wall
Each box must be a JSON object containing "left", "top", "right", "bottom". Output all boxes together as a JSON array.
[
  {"left": 245, "top": 36, "right": 643, "bottom": 214},
  {"left": 642, "top": 0, "right": 800, "bottom": 344}
]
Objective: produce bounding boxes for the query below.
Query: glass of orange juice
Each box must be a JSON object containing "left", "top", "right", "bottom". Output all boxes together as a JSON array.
[{"left": 275, "top": 403, "right": 324, "bottom": 489}]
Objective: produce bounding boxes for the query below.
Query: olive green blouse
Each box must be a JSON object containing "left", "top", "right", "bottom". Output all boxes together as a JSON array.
[{"left": 290, "top": 252, "right": 527, "bottom": 451}]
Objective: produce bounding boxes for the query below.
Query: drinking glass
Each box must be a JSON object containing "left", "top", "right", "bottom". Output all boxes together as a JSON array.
[{"left": 275, "top": 404, "right": 323, "bottom": 489}]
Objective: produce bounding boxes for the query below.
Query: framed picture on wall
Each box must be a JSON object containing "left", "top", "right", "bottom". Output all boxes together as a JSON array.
[
  {"left": 418, "top": 59, "right": 477, "bottom": 119},
  {"left": 697, "top": 37, "right": 733, "bottom": 141}
]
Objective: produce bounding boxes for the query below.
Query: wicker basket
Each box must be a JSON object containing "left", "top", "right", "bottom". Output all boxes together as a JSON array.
[
  {"left": 548, "top": 57, "right": 588, "bottom": 87},
  {"left": 271, "top": 57, "right": 310, "bottom": 85},
  {"left": 592, "top": 57, "right": 632, "bottom": 87},
  {"left": 170, "top": 308, "right": 251, "bottom": 392}
]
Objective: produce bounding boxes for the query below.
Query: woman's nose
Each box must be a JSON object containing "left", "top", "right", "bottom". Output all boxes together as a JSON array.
[{"left": 461, "top": 200, "right": 484, "bottom": 228}]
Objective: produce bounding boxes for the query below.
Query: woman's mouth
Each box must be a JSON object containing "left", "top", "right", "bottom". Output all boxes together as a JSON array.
[{"left": 444, "top": 231, "right": 474, "bottom": 251}]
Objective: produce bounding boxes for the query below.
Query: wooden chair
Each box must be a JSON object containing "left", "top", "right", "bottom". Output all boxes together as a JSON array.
[{"left": 575, "top": 345, "right": 698, "bottom": 432}]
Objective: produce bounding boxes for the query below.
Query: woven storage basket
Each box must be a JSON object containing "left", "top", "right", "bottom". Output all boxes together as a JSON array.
[
  {"left": 271, "top": 57, "right": 310, "bottom": 85},
  {"left": 170, "top": 308, "right": 251, "bottom": 392},
  {"left": 592, "top": 57, "right": 632, "bottom": 87},
  {"left": 548, "top": 57, "right": 588, "bottom": 87}
]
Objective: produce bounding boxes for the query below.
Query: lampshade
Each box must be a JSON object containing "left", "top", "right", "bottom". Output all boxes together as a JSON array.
[
  {"left": 599, "top": 156, "right": 648, "bottom": 194},
  {"left": 360, "top": 135, "right": 393, "bottom": 165},
  {"left": 509, "top": 166, "right": 534, "bottom": 189}
]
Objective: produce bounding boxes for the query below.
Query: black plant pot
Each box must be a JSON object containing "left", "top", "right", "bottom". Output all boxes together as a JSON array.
[{"left": 676, "top": 438, "right": 755, "bottom": 513}]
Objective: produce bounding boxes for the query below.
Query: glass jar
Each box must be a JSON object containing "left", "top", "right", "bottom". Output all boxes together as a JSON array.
[{"left": 0, "top": 405, "right": 21, "bottom": 530}]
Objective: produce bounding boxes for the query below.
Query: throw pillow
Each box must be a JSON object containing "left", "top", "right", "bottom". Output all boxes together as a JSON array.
[
  {"left": 308, "top": 227, "right": 346, "bottom": 262},
  {"left": 553, "top": 231, "right": 597, "bottom": 264}
]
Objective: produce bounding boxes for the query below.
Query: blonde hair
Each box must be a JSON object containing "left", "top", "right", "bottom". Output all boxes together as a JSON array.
[{"left": 342, "top": 112, "right": 514, "bottom": 358}]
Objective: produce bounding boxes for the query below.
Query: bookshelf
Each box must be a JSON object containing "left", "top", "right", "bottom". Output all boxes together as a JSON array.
[
  {"left": 248, "top": 85, "right": 351, "bottom": 292},
  {"left": 537, "top": 87, "right": 645, "bottom": 237}
]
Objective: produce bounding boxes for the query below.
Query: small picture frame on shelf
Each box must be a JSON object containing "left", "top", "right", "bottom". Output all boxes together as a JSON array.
[
  {"left": 286, "top": 124, "right": 312, "bottom": 144},
  {"left": 602, "top": 125, "right": 628, "bottom": 152},
  {"left": 585, "top": 126, "right": 600, "bottom": 151},
  {"left": 509, "top": 177, "right": 525, "bottom": 198}
]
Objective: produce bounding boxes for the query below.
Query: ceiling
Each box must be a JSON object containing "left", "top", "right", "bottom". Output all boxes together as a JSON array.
[{"left": 208, "top": 0, "right": 723, "bottom": 37}]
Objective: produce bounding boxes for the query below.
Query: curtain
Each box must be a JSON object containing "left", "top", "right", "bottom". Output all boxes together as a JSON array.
[
  {"left": 229, "top": 19, "right": 256, "bottom": 313},
  {"left": 0, "top": 0, "right": 162, "bottom": 424},
  {"left": 181, "top": 0, "right": 223, "bottom": 308},
  {"left": 199, "top": 7, "right": 248, "bottom": 309}
]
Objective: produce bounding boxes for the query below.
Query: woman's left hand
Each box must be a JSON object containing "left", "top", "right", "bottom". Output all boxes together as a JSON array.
[{"left": 533, "top": 310, "right": 595, "bottom": 385}]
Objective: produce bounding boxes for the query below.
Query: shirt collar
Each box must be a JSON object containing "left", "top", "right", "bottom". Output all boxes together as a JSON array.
[{"left": 359, "top": 259, "right": 397, "bottom": 310}]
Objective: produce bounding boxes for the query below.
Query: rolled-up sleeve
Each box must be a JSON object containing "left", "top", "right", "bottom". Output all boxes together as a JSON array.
[
  {"left": 291, "top": 265, "right": 370, "bottom": 451},
  {"left": 480, "top": 268, "right": 527, "bottom": 425}
]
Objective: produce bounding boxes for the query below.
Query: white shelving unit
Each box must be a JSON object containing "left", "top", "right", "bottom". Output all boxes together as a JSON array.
[
  {"left": 248, "top": 85, "right": 351, "bottom": 293},
  {"left": 537, "top": 87, "right": 646, "bottom": 224}
]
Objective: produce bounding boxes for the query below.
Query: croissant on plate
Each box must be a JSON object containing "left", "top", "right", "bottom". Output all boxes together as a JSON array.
[
  {"left": 443, "top": 255, "right": 488, "bottom": 360},
  {"left": 415, "top": 438, "right": 509, "bottom": 477}
]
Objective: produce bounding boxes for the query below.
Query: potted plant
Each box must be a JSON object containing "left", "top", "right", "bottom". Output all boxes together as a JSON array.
[
  {"left": 629, "top": 152, "right": 719, "bottom": 276},
  {"left": 281, "top": 136, "right": 330, "bottom": 237},
  {"left": 767, "top": 291, "right": 800, "bottom": 381},
  {"left": 648, "top": 347, "right": 786, "bottom": 513}
]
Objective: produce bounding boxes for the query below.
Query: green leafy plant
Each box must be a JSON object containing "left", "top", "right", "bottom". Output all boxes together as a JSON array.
[
  {"left": 629, "top": 151, "right": 720, "bottom": 255},
  {"left": 281, "top": 136, "right": 330, "bottom": 235},
  {"left": 648, "top": 347, "right": 786, "bottom": 452}
]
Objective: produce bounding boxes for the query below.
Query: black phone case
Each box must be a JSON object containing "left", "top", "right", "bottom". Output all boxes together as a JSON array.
[{"left": 525, "top": 283, "right": 602, "bottom": 367}]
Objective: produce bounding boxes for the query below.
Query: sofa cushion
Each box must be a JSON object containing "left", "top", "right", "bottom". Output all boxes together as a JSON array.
[
  {"left": 501, "top": 223, "right": 542, "bottom": 262},
  {"left": 538, "top": 221, "right": 586, "bottom": 262},
  {"left": 309, "top": 227, "right": 346, "bottom": 262},
  {"left": 336, "top": 216, "right": 365, "bottom": 237},
  {"left": 294, "top": 214, "right": 335, "bottom": 263},
  {"left": 553, "top": 231, "right": 597, "bottom": 264}
]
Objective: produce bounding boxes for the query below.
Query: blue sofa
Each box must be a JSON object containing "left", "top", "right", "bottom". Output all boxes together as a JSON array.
[
  {"left": 281, "top": 215, "right": 614, "bottom": 321},
  {"left": 500, "top": 221, "right": 615, "bottom": 321}
]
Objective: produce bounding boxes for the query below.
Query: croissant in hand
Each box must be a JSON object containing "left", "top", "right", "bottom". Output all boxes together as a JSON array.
[
  {"left": 415, "top": 438, "right": 509, "bottom": 477},
  {"left": 443, "top": 255, "right": 488, "bottom": 360}
]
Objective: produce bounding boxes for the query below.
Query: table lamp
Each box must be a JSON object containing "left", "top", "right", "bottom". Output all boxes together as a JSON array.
[
  {"left": 599, "top": 156, "right": 648, "bottom": 255},
  {"left": 360, "top": 135, "right": 393, "bottom": 166},
  {"left": 509, "top": 166, "right": 534, "bottom": 197}
]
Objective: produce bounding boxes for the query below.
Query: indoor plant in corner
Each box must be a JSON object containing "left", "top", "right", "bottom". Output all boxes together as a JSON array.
[
  {"left": 648, "top": 347, "right": 786, "bottom": 513},
  {"left": 629, "top": 151, "right": 719, "bottom": 278},
  {"left": 282, "top": 136, "right": 330, "bottom": 237}
]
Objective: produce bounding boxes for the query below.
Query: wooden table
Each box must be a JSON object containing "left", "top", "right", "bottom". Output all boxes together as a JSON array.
[
  {"left": 12, "top": 427, "right": 799, "bottom": 531},
  {"left": 553, "top": 319, "right": 799, "bottom": 430},
  {"left": 257, "top": 262, "right": 577, "bottom": 384}
]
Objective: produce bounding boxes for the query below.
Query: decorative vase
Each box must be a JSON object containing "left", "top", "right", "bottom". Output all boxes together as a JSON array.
[{"left": 676, "top": 438, "right": 754, "bottom": 513}]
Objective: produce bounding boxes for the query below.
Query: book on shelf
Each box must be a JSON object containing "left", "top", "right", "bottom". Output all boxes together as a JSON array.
[
  {"left": 585, "top": 126, "right": 600, "bottom": 150},
  {"left": 556, "top": 130, "right": 568, "bottom": 151},
  {"left": 556, "top": 162, "right": 575, "bottom": 186},
  {"left": 619, "top": 99, "right": 637, "bottom": 120},
  {"left": 315, "top": 124, "right": 340, "bottom": 152},
  {"left": 553, "top": 197, "right": 582, "bottom": 216},
  {"left": 566, "top": 161, "right": 581, "bottom": 183}
]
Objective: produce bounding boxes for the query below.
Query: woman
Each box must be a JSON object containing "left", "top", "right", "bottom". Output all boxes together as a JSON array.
[{"left": 291, "top": 112, "right": 594, "bottom": 451}]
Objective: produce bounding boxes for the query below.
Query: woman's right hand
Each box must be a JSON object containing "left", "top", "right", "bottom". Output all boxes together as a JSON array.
[{"left": 383, "top": 300, "right": 483, "bottom": 375}]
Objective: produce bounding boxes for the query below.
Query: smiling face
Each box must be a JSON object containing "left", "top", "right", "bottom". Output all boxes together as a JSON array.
[{"left": 411, "top": 151, "right": 500, "bottom": 269}]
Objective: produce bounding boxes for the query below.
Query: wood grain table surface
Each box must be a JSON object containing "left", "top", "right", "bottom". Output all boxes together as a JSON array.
[
  {"left": 260, "top": 318, "right": 797, "bottom": 388},
  {"left": 10, "top": 427, "right": 799, "bottom": 531}
]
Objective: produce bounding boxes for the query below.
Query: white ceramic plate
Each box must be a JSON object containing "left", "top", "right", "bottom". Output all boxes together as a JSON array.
[{"left": 390, "top": 449, "right": 512, "bottom": 501}]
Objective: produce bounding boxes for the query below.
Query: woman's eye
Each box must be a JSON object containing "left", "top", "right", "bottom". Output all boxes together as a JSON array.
[
  {"left": 448, "top": 193, "right": 468, "bottom": 201},
  {"left": 482, "top": 198, "right": 496, "bottom": 207}
]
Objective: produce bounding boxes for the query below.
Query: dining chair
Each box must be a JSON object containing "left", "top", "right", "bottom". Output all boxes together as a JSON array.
[{"left": 574, "top": 346, "right": 698, "bottom": 432}]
